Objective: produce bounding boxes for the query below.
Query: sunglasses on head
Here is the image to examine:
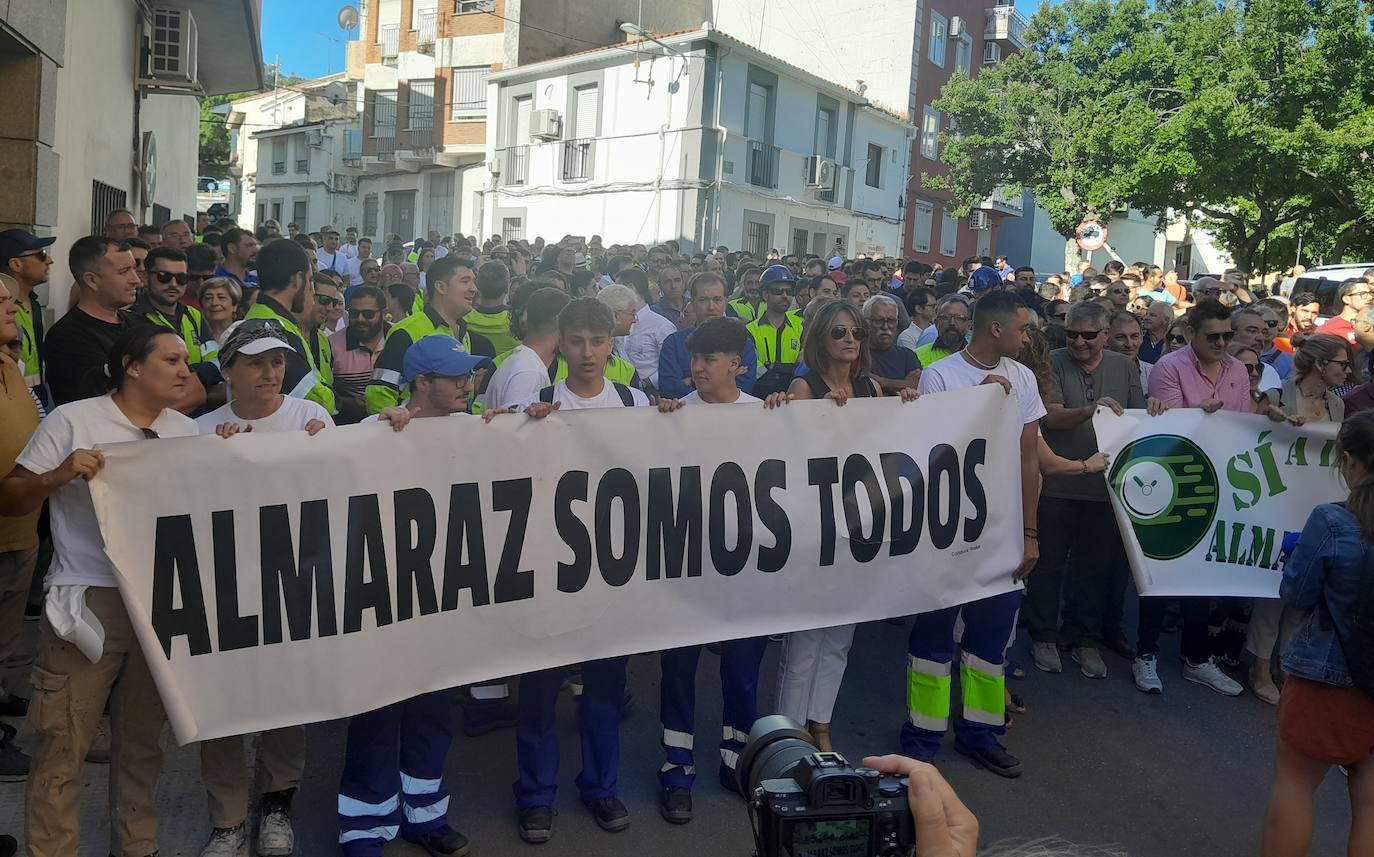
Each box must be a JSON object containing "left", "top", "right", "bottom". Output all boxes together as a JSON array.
[
  {"left": 1064, "top": 329, "right": 1102, "bottom": 341},
  {"left": 829, "top": 325, "right": 866, "bottom": 341},
  {"left": 150, "top": 270, "right": 188, "bottom": 285},
  {"left": 1205, "top": 331, "right": 1235, "bottom": 344}
]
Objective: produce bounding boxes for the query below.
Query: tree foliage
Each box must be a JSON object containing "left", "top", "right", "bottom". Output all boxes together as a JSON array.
[
  {"left": 931, "top": 0, "right": 1374, "bottom": 270},
  {"left": 198, "top": 64, "right": 307, "bottom": 177}
]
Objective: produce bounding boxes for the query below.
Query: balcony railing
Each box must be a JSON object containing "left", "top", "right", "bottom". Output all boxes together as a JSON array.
[
  {"left": 504, "top": 145, "right": 529, "bottom": 186},
  {"left": 374, "top": 133, "right": 396, "bottom": 162},
  {"left": 562, "top": 138, "right": 595, "bottom": 182},
  {"left": 748, "top": 140, "right": 779, "bottom": 189},
  {"left": 343, "top": 130, "right": 363, "bottom": 166},
  {"left": 294, "top": 158, "right": 309, "bottom": 173},
  {"left": 416, "top": 11, "right": 437, "bottom": 46},
  {"left": 380, "top": 25, "right": 399, "bottom": 61},
  {"left": 271, "top": 162, "right": 285, "bottom": 175},
  {"left": 984, "top": 5, "right": 1027, "bottom": 49}
]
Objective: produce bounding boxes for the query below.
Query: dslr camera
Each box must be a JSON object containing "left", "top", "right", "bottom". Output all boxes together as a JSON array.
[{"left": 738, "top": 716, "right": 915, "bottom": 857}]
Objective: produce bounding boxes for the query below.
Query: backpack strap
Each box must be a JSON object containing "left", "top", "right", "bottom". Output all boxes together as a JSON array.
[
  {"left": 538, "top": 385, "right": 555, "bottom": 404},
  {"left": 612, "top": 382, "right": 635, "bottom": 406}
]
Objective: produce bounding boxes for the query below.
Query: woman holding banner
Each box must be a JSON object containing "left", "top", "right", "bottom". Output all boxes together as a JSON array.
[
  {"left": 774, "top": 299, "right": 917, "bottom": 751},
  {"left": 0, "top": 326, "right": 199, "bottom": 857},
  {"left": 1260, "top": 412, "right": 1374, "bottom": 857}
]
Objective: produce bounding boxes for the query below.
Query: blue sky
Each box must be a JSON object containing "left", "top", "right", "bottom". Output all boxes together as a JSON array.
[{"left": 263, "top": 0, "right": 1046, "bottom": 80}]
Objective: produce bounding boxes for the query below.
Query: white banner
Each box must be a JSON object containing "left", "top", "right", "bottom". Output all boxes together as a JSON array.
[
  {"left": 1094, "top": 408, "right": 1344, "bottom": 598},
  {"left": 90, "top": 387, "right": 1025, "bottom": 743}
]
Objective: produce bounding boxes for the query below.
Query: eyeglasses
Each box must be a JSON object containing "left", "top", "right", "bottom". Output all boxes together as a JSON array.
[
  {"left": 829, "top": 325, "right": 867, "bottom": 341},
  {"left": 1347, "top": 290, "right": 1373, "bottom": 299},
  {"left": 1063, "top": 329, "right": 1103, "bottom": 341},
  {"left": 1327, "top": 358, "right": 1351, "bottom": 369},
  {"left": 15, "top": 249, "right": 49, "bottom": 263},
  {"left": 764, "top": 287, "right": 791, "bottom": 296},
  {"left": 1242, "top": 362, "right": 1262, "bottom": 376},
  {"left": 935, "top": 314, "right": 969, "bottom": 325},
  {"left": 315, "top": 293, "right": 342, "bottom": 307},
  {"left": 1166, "top": 333, "right": 1188, "bottom": 344},
  {"left": 150, "top": 270, "right": 189, "bottom": 285},
  {"left": 1204, "top": 331, "right": 1236, "bottom": 344},
  {"left": 869, "top": 317, "right": 899, "bottom": 328},
  {"left": 347, "top": 308, "right": 381, "bottom": 320}
]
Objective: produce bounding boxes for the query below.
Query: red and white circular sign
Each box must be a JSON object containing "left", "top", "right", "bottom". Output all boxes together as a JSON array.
[{"left": 1075, "top": 219, "right": 1108, "bottom": 251}]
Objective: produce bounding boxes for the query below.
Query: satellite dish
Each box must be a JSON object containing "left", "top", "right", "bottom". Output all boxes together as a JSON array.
[{"left": 337, "top": 5, "right": 360, "bottom": 30}]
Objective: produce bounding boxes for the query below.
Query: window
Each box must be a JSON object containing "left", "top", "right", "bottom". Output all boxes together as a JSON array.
[
  {"left": 344, "top": 129, "right": 362, "bottom": 158},
  {"left": 256, "top": 203, "right": 266, "bottom": 225},
  {"left": 502, "top": 216, "right": 524, "bottom": 242},
  {"left": 293, "top": 199, "right": 308, "bottom": 226},
  {"left": 954, "top": 38, "right": 971, "bottom": 75},
  {"left": 912, "top": 202, "right": 934, "bottom": 254},
  {"left": 380, "top": 24, "right": 399, "bottom": 59},
  {"left": 90, "top": 180, "right": 128, "bottom": 234},
  {"left": 815, "top": 107, "right": 836, "bottom": 158},
  {"left": 374, "top": 90, "right": 397, "bottom": 137},
  {"left": 294, "top": 135, "right": 309, "bottom": 173},
  {"left": 921, "top": 106, "right": 941, "bottom": 160},
  {"left": 939, "top": 210, "right": 958, "bottom": 256},
  {"left": 427, "top": 171, "right": 454, "bottom": 236},
  {"left": 928, "top": 13, "right": 947, "bottom": 67},
  {"left": 153, "top": 205, "right": 172, "bottom": 228},
  {"left": 272, "top": 138, "right": 287, "bottom": 174},
  {"left": 510, "top": 96, "right": 532, "bottom": 145},
  {"left": 572, "top": 84, "right": 599, "bottom": 139},
  {"left": 451, "top": 66, "right": 490, "bottom": 119},
  {"left": 865, "top": 143, "right": 883, "bottom": 188},
  {"left": 408, "top": 80, "right": 435, "bottom": 131},
  {"left": 745, "top": 220, "right": 771, "bottom": 258},
  {"left": 747, "top": 81, "right": 770, "bottom": 140},
  {"left": 457, "top": 0, "right": 495, "bottom": 11},
  {"left": 271, "top": 200, "right": 282, "bottom": 222},
  {"left": 363, "top": 193, "right": 379, "bottom": 236}
]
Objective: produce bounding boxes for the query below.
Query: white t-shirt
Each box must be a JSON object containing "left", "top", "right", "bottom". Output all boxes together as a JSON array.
[
  {"left": 195, "top": 395, "right": 334, "bottom": 435},
  {"left": 316, "top": 248, "right": 357, "bottom": 282},
  {"left": 897, "top": 324, "right": 923, "bottom": 351},
  {"left": 681, "top": 389, "right": 762, "bottom": 405},
  {"left": 528, "top": 379, "right": 650, "bottom": 410},
  {"left": 917, "top": 352, "right": 1048, "bottom": 426},
  {"left": 360, "top": 411, "right": 469, "bottom": 423},
  {"left": 483, "top": 345, "right": 552, "bottom": 410},
  {"left": 16, "top": 395, "right": 198, "bottom": 588}
]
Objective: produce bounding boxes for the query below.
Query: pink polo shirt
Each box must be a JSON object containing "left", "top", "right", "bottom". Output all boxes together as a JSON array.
[{"left": 1148, "top": 345, "right": 1252, "bottom": 412}]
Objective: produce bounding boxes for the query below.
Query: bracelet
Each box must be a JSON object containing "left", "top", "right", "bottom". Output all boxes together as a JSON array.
[
  {"left": 1080, "top": 459, "right": 1089, "bottom": 474},
  {"left": 1023, "top": 528, "right": 1038, "bottom": 538}
]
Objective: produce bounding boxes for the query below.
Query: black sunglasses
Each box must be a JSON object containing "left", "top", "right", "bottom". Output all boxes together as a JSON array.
[
  {"left": 315, "top": 293, "right": 343, "bottom": 307},
  {"left": 829, "top": 325, "right": 867, "bottom": 341},
  {"left": 348, "top": 307, "right": 381, "bottom": 319},
  {"left": 764, "top": 287, "right": 791, "bottom": 296},
  {"left": 1242, "top": 362, "right": 1262, "bottom": 376},
  {"left": 150, "top": 270, "right": 189, "bottom": 285},
  {"left": 1205, "top": 331, "right": 1236, "bottom": 344},
  {"left": 1167, "top": 334, "right": 1188, "bottom": 344},
  {"left": 1064, "top": 329, "right": 1102, "bottom": 341},
  {"left": 16, "top": 249, "right": 49, "bottom": 263}
]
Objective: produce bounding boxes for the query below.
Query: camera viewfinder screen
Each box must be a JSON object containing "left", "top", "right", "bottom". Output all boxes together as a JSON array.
[{"left": 787, "top": 817, "right": 872, "bottom": 857}]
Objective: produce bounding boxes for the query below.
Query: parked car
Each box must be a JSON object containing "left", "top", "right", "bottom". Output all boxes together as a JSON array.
[{"left": 1281, "top": 263, "right": 1374, "bottom": 315}]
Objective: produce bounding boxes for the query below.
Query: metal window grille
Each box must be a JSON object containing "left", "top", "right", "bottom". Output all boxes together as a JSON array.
[
  {"left": 363, "top": 194, "right": 379, "bottom": 236},
  {"left": 562, "top": 138, "right": 595, "bottom": 181},
  {"left": 502, "top": 216, "right": 524, "bottom": 242},
  {"left": 381, "top": 25, "right": 400, "bottom": 59},
  {"left": 374, "top": 91, "right": 397, "bottom": 138},
  {"left": 417, "top": 10, "right": 437, "bottom": 43},
  {"left": 504, "top": 145, "right": 529, "bottom": 186},
  {"left": 745, "top": 221, "right": 770, "bottom": 258},
  {"left": 90, "top": 181, "right": 128, "bottom": 234},
  {"left": 408, "top": 80, "right": 435, "bottom": 132},
  {"left": 747, "top": 140, "right": 779, "bottom": 188},
  {"left": 457, "top": 0, "right": 495, "bottom": 12},
  {"left": 451, "top": 67, "right": 490, "bottom": 119}
]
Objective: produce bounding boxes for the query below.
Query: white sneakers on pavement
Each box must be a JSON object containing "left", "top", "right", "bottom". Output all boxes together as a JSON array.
[
  {"left": 1183, "top": 658, "right": 1244, "bottom": 696},
  {"left": 1031, "top": 641, "right": 1062, "bottom": 673},
  {"left": 1133, "top": 655, "right": 1163, "bottom": 693},
  {"left": 1072, "top": 646, "right": 1108, "bottom": 679},
  {"left": 199, "top": 824, "right": 247, "bottom": 857}
]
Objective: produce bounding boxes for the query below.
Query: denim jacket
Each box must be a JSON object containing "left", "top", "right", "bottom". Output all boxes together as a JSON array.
[{"left": 1280, "top": 503, "right": 1373, "bottom": 688}]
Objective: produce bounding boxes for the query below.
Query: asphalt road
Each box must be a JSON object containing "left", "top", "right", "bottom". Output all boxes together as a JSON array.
[{"left": 0, "top": 605, "right": 1354, "bottom": 856}]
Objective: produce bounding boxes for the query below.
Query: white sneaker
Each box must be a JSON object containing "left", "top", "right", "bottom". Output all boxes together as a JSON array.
[
  {"left": 1183, "top": 658, "right": 1243, "bottom": 697},
  {"left": 1031, "top": 641, "right": 1062, "bottom": 673},
  {"left": 199, "top": 824, "right": 248, "bottom": 857},
  {"left": 256, "top": 806, "right": 294, "bottom": 856},
  {"left": 1133, "top": 655, "right": 1163, "bottom": 694}
]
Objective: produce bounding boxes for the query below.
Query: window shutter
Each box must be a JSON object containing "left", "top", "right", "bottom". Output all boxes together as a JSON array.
[{"left": 573, "top": 85, "right": 598, "bottom": 139}]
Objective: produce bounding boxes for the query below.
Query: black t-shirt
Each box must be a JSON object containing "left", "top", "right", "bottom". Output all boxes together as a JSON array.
[
  {"left": 869, "top": 345, "right": 922, "bottom": 381},
  {"left": 44, "top": 308, "right": 136, "bottom": 406}
]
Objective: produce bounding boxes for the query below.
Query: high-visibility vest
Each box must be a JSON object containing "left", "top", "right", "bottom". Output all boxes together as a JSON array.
[
  {"left": 366, "top": 306, "right": 475, "bottom": 414},
  {"left": 728, "top": 299, "right": 762, "bottom": 322},
  {"left": 14, "top": 299, "right": 41, "bottom": 388},
  {"left": 464, "top": 306, "right": 518, "bottom": 355},
  {"left": 245, "top": 299, "right": 336, "bottom": 413},
  {"left": 138, "top": 302, "right": 215, "bottom": 365},
  {"left": 746, "top": 313, "right": 804, "bottom": 372}
]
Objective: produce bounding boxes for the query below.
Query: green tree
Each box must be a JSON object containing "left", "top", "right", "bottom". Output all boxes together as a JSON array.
[{"left": 198, "top": 63, "right": 307, "bottom": 177}]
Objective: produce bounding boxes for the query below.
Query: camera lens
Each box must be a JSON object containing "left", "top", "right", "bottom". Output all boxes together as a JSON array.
[{"left": 736, "top": 715, "right": 819, "bottom": 796}]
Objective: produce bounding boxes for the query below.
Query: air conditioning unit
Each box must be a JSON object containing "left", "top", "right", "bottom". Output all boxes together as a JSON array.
[
  {"left": 983, "top": 43, "right": 1002, "bottom": 64},
  {"left": 141, "top": 6, "right": 199, "bottom": 88},
  {"left": 949, "top": 16, "right": 964, "bottom": 37},
  {"left": 489, "top": 153, "right": 504, "bottom": 175},
  {"left": 530, "top": 109, "right": 562, "bottom": 140},
  {"left": 306, "top": 129, "right": 325, "bottom": 148},
  {"left": 804, "top": 155, "right": 835, "bottom": 189},
  {"left": 969, "top": 210, "right": 991, "bottom": 230}
]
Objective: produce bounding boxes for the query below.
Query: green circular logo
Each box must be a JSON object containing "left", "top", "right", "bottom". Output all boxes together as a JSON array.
[{"left": 1108, "top": 434, "right": 1219, "bottom": 560}]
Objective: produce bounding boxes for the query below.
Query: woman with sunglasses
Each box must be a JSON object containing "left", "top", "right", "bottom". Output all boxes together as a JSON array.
[
  {"left": 1229, "top": 344, "right": 1289, "bottom": 423},
  {"left": 0, "top": 326, "right": 198, "bottom": 857},
  {"left": 774, "top": 299, "right": 917, "bottom": 752},
  {"left": 1280, "top": 334, "right": 1351, "bottom": 425},
  {"left": 1164, "top": 319, "right": 1193, "bottom": 355}
]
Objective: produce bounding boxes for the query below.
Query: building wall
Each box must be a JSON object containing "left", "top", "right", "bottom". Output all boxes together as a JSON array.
[
  {"left": 252, "top": 124, "right": 363, "bottom": 234},
  {"left": 516, "top": 0, "right": 709, "bottom": 66},
  {"left": 232, "top": 90, "right": 309, "bottom": 227}
]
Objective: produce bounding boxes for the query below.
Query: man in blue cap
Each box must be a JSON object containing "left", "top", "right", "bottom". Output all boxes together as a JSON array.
[
  {"left": 746, "top": 264, "right": 804, "bottom": 397},
  {"left": 0, "top": 229, "right": 56, "bottom": 402},
  {"left": 336, "top": 335, "right": 487, "bottom": 857},
  {"left": 965, "top": 265, "right": 1005, "bottom": 296}
]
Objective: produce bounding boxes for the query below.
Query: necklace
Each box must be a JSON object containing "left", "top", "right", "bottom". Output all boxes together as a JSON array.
[{"left": 962, "top": 349, "right": 999, "bottom": 371}]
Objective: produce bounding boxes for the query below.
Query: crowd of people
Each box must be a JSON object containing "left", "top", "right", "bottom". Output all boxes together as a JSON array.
[{"left": 0, "top": 211, "right": 1369, "bottom": 857}]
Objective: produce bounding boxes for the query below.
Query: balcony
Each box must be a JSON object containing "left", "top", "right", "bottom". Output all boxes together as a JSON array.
[
  {"left": 503, "top": 145, "right": 529, "bottom": 186},
  {"left": 271, "top": 161, "right": 285, "bottom": 175},
  {"left": 380, "top": 25, "right": 399, "bottom": 65},
  {"left": 416, "top": 11, "right": 437, "bottom": 52},
  {"left": 748, "top": 140, "right": 779, "bottom": 189},
  {"left": 341, "top": 129, "right": 363, "bottom": 171},
  {"left": 562, "top": 138, "right": 595, "bottom": 182},
  {"left": 984, "top": 5, "right": 1027, "bottom": 49},
  {"left": 977, "top": 184, "right": 1025, "bottom": 216}
]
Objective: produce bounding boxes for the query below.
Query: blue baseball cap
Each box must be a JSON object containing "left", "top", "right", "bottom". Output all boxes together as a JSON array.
[
  {"left": 760, "top": 264, "right": 796, "bottom": 287},
  {"left": 401, "top": 335, "right": 488, "bottom": 383},
  {"left": 968, "top": 266, "right": 1003, "bottom": 293},
  {"left": 0, "top": 229, "right": 55, "bottom": 266}
]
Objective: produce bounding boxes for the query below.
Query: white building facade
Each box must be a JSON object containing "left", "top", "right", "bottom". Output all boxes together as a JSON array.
[{"left": 483, "top": 28, "right": 913, "bottom": 255}]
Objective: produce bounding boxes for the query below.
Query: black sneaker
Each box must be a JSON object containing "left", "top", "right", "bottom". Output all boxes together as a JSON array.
[
  {"left": 461, "top": 699, "right": 519, "bottom": 737},
  {"left": 0, "top": 696, "right": 28, "bottom": 718},
  {"left": 658, "top": 787, "right": 692, "bottom": 824},
  {"left": 403, "top": 824, "right": 471, "bottom": 856},
  {"left": 955, "top": 744, "right": 1022, "bottom": 778},
  {"left": 517, "top": 806, "right": 555, "bottom": 844},
  {"left": 0, "top": 740, "right": 29, "bottom": 783},
  {"left": 585, "top": 797, "right": 630, "bottom": 832}
]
